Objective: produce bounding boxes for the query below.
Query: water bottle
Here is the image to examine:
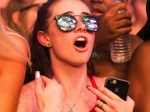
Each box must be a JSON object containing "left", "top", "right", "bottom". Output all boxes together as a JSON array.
[{"left": 110, "top": 0, "right": 131, "bottom": 63}]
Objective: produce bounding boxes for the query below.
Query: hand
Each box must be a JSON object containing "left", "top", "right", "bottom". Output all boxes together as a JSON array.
[
  {"left": 94, "top": 3, "right": 132, "bottom": 48},
  {"left": 35, "top": 71, "right": 65, "bottom": 112},
  {"left": 87, "top": 85, "right": 134, "bottom": 112}
]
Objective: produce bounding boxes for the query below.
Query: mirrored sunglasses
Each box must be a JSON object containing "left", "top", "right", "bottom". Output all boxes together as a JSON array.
[{"left": 52, "top": 14, "right": 99, "bottom": 32}]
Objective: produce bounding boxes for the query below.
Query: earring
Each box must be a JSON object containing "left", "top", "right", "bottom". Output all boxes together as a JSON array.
[{"left": 47, "top": 43, "right": 51, "bottom": 47}]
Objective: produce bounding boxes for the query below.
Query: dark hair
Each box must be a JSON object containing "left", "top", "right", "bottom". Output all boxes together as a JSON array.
[{"left": 24, "top": 0, "right": 98, "bottom": 84}]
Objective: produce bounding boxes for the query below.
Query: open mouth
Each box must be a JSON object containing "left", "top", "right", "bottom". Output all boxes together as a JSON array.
[{"left": 74, "top": 37, "right": 86, "bottom": 48}]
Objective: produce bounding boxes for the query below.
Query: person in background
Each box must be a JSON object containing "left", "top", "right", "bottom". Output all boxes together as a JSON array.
[
  {"left": 137, "top": 0, "right": 149, "bottom": 41},
  {"left": 127, "top": 0, "right": 150, "bottom": 111},
  {"left": 2, "top": 0, "right": 47, "bottom": 39},
  {"left": 128, "top": 0, "right": 147, "bottom": 35},
  {"left": 17, "top": 0, "right": 134, "bottom": 112},
  {"left": 0, "top": 0, "right": 31, "bottom": 111},
  {"left": 82, "top": 0, "right": 143, "bottom": 79}
]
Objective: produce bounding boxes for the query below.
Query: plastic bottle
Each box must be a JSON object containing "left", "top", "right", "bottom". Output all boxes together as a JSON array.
[{"left": 110, "top": 0, "right": 131, "bottom": 63}]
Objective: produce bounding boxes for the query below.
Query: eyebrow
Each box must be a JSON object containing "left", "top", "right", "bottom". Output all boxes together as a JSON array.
[
  {"left": 61, "top": 11, "right": 91, "bottom": 15},
  {"left": 20, "top": 4, "right": 39, "bottom": 12}
]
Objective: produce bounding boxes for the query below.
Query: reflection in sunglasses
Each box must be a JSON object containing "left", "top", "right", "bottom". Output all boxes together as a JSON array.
[{"left": 49, "top": 14, "right": 99, "bottom": 32}]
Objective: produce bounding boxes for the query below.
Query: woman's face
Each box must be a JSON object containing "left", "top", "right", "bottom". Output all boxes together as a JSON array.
[
  {"left": 46, "top": 0, "right": 95, "bottom": 67},
  {"left": 0, "top": 0, "right": 10, "bottom": 9}
]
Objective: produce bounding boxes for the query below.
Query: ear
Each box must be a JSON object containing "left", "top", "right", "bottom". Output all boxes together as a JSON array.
[
  {"left": 37, "top": 31, "right": 51, "bottom": 47},
  {"left": 12, "top": 11, "right": 21, "bottom": 25}
]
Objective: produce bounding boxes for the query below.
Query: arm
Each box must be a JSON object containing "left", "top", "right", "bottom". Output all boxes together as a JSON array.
[
  {"left": 0, "top": 34, "right": 28, "bottom": 112},
  {"left": 94, "top": 3, "right": 132, "bottom": 48},
  {"left": 127, "top": 40, "right": 150, "bottom": 112}
]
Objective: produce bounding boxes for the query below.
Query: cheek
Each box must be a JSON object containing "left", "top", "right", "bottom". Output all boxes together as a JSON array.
[
  {"left": 105, "top": 0, "right": 114, "bottom": 8},
  {"left": 134, "top": 3, "right": 146, "bottom": 17},
  {"left": 26, "top": 11, "right": 38, "bottom": 29},
  {"left": 49, "top": 28, "right": 71, "bottom": 49},
  {"left": 0, "top": 0, "right": 10, "bottom": 8},
  {"left": 89, "top": 34, "right": 95, "bottom": 48}
]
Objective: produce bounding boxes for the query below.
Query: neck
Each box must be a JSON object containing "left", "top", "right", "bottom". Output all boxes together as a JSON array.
[
  {"left": 50, "top": 56, "right": 96, "bottom": 111},
  {"left": 51, "top": 60, "right": 89, "bottom": 99}
]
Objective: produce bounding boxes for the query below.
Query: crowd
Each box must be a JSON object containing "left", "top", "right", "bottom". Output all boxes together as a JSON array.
[{"left": 0, "top": 0, "right": 149, "bottom": 112}]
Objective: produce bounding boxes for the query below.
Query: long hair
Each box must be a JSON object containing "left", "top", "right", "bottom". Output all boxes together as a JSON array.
[
  {"left": 0, "top": 11, "right": 31, "bottom": 65},
  {"left": 24, "top": 0, "right": 98, "bottom": 84}
]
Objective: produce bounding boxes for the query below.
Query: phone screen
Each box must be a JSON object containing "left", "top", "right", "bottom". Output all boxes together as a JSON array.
[{"left": 104, "top": 77, "right": 130, "bottom": 101}]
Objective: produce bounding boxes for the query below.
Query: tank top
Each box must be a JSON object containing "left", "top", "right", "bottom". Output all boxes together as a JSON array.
[{"left": 88, "top": 76, "right": 100, "bottom": 112}]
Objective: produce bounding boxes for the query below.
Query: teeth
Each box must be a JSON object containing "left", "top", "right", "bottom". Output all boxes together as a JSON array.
[{"left": 76, "top": 38, "right": 85, "bottom": 41}]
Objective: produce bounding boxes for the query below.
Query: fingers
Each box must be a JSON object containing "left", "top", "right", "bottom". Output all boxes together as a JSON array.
[
  {"left": 35, "top": 71, "right": 43, "bottom": 92},
  {"left": 95, "top": 100, "right": 109, "bottom": 112},
  {"left": 86, "top": 85, "right": 112, "bottom": 104},
  {"left": 34, "top": 71, "right": 44, "bottom": 111},
  {"left": 40, "top": 76, "right": 52, "bottom": 86},
  {"left": 87, "top": 85, "right": 134, "bottom": 112},
  {"left": 86, "top": 85, "right": 122, "bottom": 104},
  {"left": 126, "top": 96, "right": 135, "bottom": 107},
  {"left": 107, "top": 3, "right": 127, "bottom": 16}
]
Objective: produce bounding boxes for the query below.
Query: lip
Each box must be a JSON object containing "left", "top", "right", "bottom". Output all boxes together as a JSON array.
[
  {"left": 73, "top": 35, "right": 88, "bottom": 52},
  {"left": 92, "top": 11, "right": 103, "bottom": 17},
  {"left": 91, "top": 8, "right": 104, "bottom": 17}
]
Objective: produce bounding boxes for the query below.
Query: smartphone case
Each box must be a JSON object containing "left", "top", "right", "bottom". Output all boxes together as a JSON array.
[{"left": 104, "top": 77, "right": 130, "bottom": 101}]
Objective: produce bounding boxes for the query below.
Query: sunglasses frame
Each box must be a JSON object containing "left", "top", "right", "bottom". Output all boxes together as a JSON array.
[{"left": 53, "top": 14, "right": 99, "bottom": 32}]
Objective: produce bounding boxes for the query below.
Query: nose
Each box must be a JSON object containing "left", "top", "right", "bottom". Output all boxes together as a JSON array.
[{"left": 74, "top": 19, "right": 86, "bottom": 33}]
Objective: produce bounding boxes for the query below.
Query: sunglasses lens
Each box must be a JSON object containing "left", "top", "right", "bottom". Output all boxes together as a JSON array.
[
  {"left": 57, "top": 15, "right": 76, "bottom": 32},
  {"left": 82, "top": 16, "right": 99, "bottom": 32}
]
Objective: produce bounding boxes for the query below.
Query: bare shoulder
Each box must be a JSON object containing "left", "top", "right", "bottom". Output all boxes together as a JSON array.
[
  {"left": 129, "top": 34, "right": 143, "bottom": 44},
  {"left": 128, "top": 40, "right": 150, "bottom": 78},
  {"left": 92, "top": 76, "right": 107, "bottom": 87},
  {"left": 8, "top": 32, "right": 29, "bottom": 55},
  {"left": 129, "top": 34, "right": 143, "bottom": 53},
  {"left": 132, "top": 40, "right": 150, "bottom": 60}
]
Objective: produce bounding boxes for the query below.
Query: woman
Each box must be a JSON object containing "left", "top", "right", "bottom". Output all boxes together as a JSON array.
[
  {"left": 0, "top": 0, "right": 31, "bottom": 111},
  {"left": 17, "top": 0, "right": 134, "bottom": 112},
  {"left": 127, "top": 0, "right": 150, "bottom": 112}
]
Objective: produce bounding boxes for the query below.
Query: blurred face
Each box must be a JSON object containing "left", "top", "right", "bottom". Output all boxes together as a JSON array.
[
  {"left": 23, "top": 0, "right": 47, "bottom": 31},
  {"left": 83, "top": 0, "right": 127, "bottom": 17},
  {"left": 127, "top": 0, "right": 136, "bottom": 24},
  {"left": 0, "top": 0, "right": 10, "bottom": 9},
  {"left": 47, "top": 0, "right": 95, "bottom": 67},
  {"left": 133, "top": 0, "right": 147, "bottom": 21},
  {"left": 25, "top": 0, "right": 47, "bottom": 30},
  {"left": 18, "top": 0, "right": 47, "bottom": 37}
]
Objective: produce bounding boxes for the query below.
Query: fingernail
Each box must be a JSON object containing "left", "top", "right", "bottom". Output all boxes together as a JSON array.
[
  {"left": 86, "top": 85, "right": 92, "bottom": 90},
  {"left": 35, "top": 71, "right": 40, "bottom": 78}
]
